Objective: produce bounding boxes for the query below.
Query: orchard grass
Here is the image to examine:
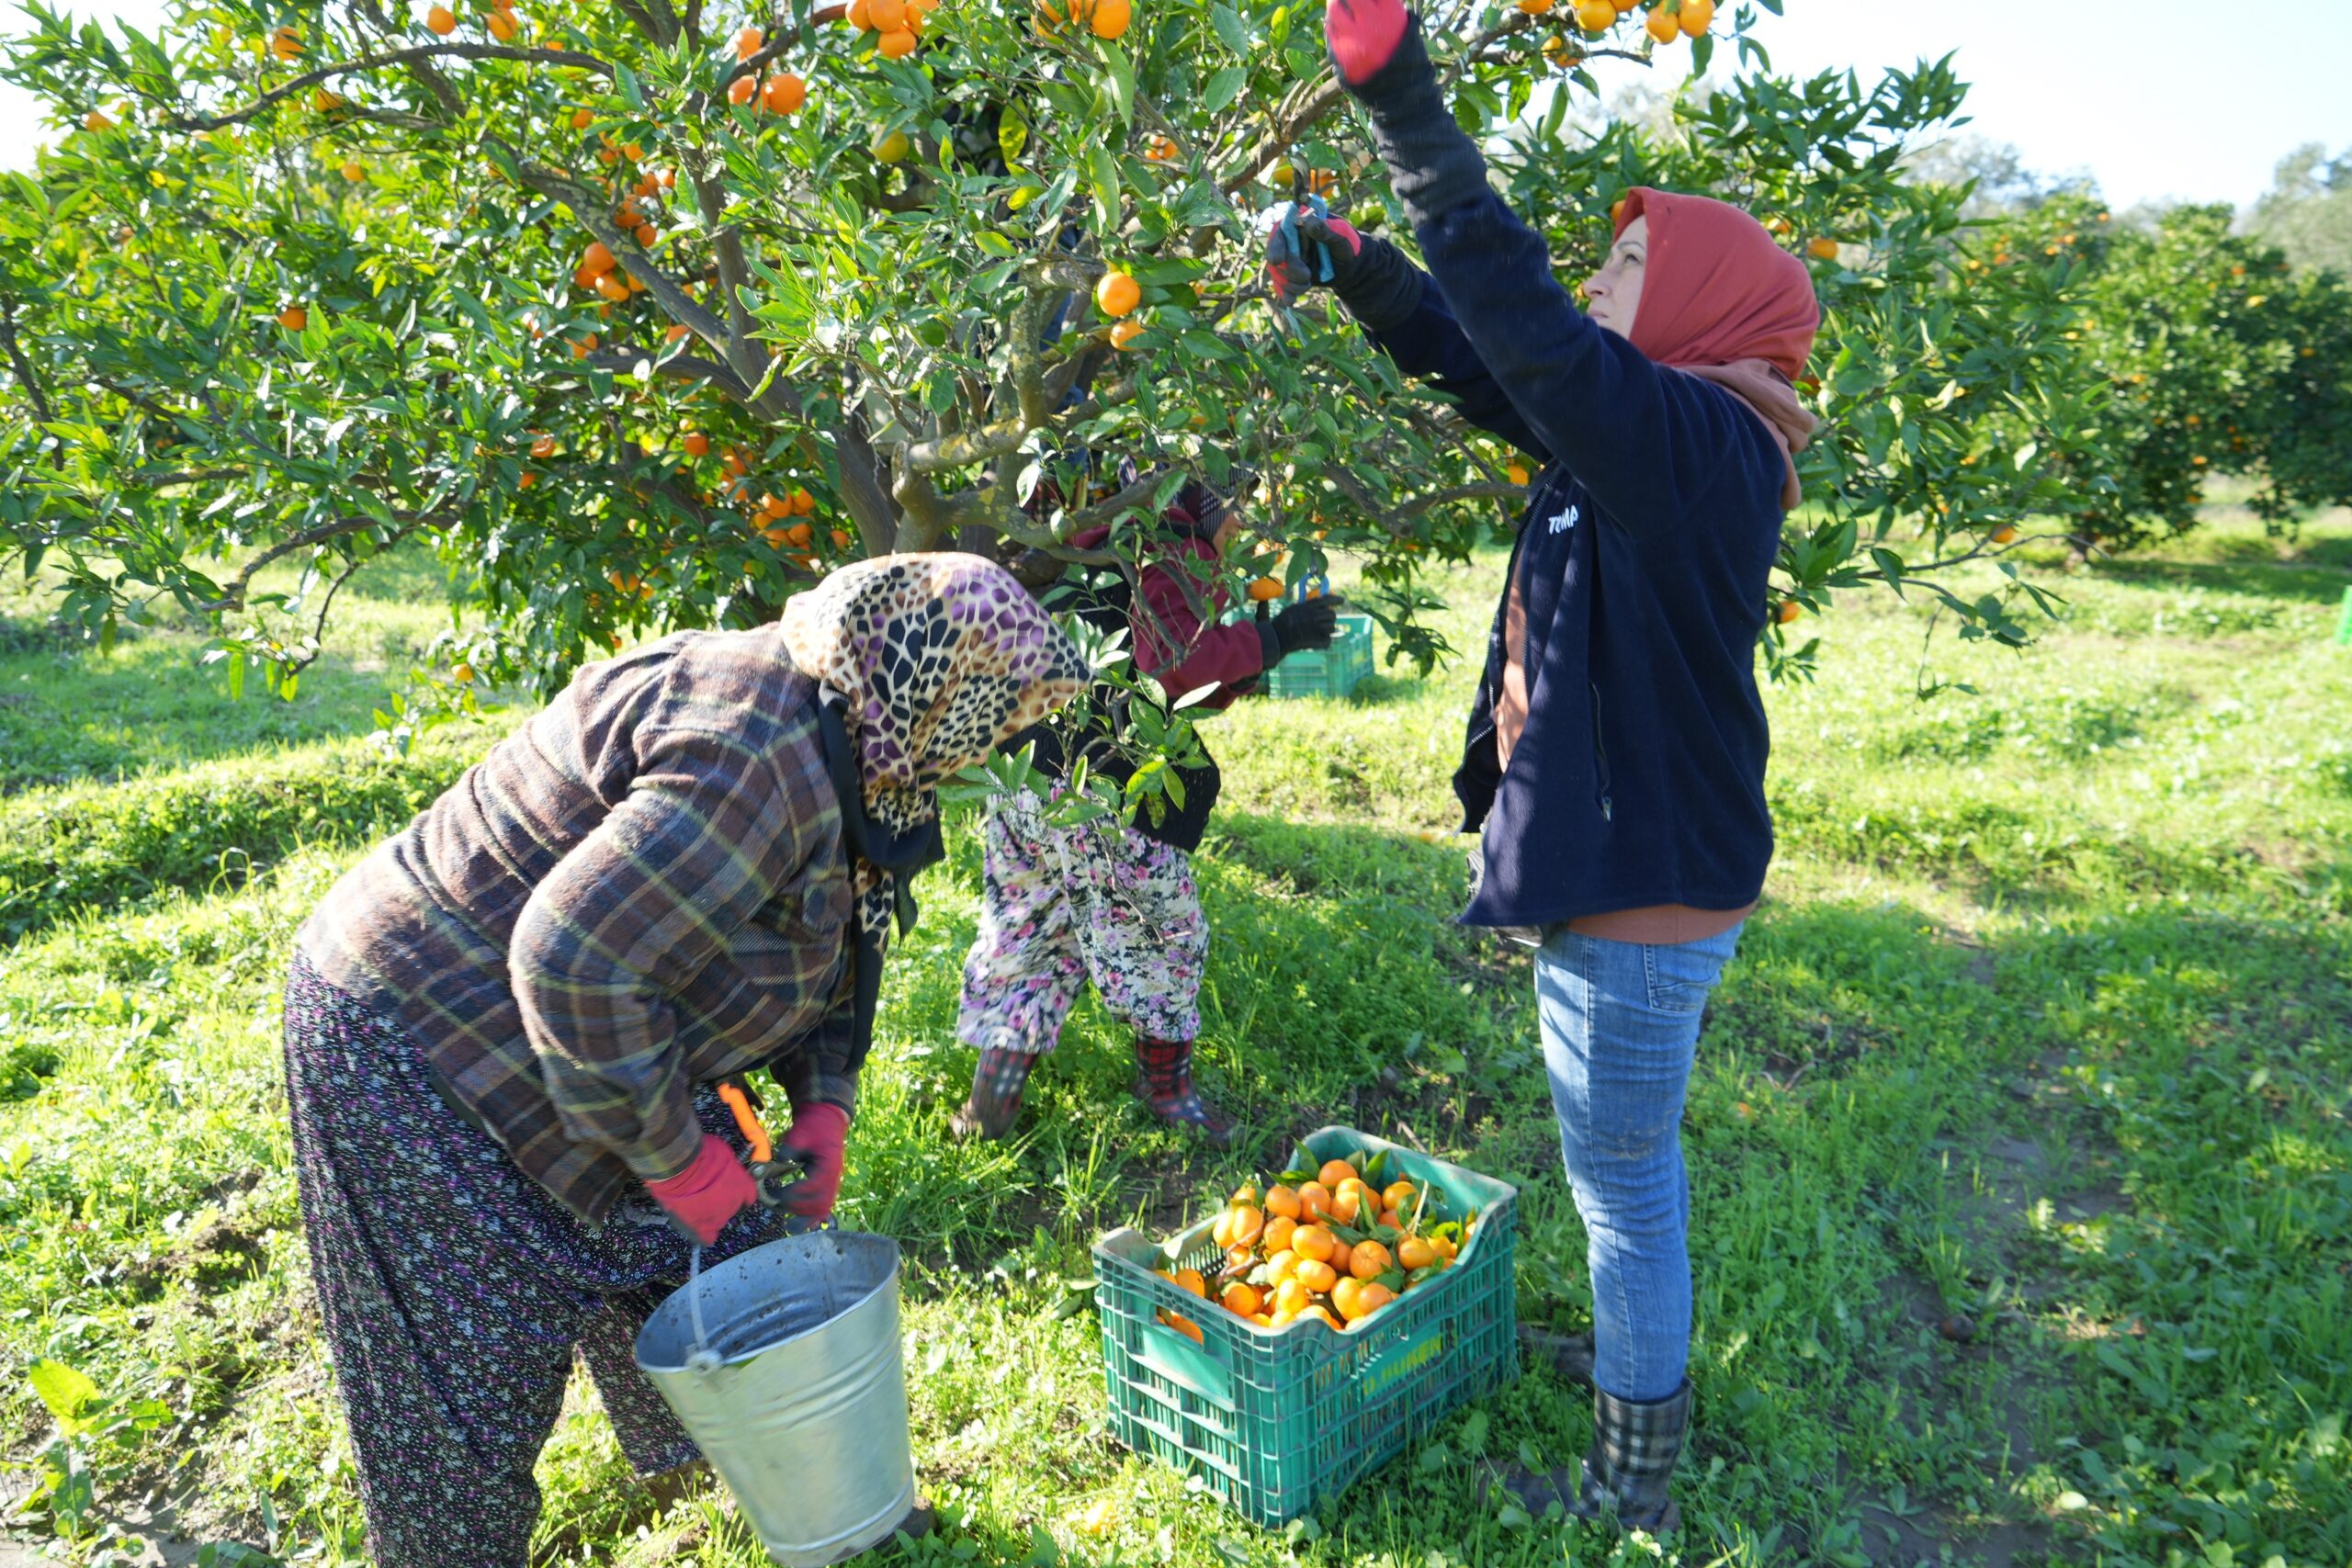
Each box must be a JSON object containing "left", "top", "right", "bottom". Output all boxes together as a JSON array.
[{"left": 0, "top": 502, "right": 2346, "bottom": 1566}]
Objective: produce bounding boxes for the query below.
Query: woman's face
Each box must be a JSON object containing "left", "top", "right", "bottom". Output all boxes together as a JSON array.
[{"left": 1584, "top": 215, "right": 1648, "bottom": 338}]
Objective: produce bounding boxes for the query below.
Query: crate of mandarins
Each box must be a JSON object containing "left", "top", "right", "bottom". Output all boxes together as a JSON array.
[{"left": 1092, "top": 1125, "right": 1517, "bottom": 1525}]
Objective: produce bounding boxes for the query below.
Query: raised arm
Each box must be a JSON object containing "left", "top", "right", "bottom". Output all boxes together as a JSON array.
[
  {"left": 1321, "top": 8, "right": 1760, "bottom": 524},
  {"left": 1267, "top": 205, "right": 1548, "bottom": 458}
]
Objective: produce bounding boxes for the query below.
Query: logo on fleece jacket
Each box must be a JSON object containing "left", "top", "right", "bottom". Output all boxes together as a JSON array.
[{"left": 1548, "top": 503, "right": 1580, "bottom": 536}]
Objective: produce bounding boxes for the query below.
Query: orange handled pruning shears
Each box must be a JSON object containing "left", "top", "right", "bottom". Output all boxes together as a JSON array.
[{"left": 717, "top": 1079, "right": 808, "bottom": 1211}]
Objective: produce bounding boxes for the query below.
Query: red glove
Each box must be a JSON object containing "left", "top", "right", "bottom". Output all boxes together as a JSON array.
[
  {"left": 643, "top": 1134, "right": 758, "bottom": 1246},
  {"left": 777, "top": 1101, "right": 851, "bottom": 1224},
  {"left": 1326, "top": 0, "right": 1409, "bottom": 85}
]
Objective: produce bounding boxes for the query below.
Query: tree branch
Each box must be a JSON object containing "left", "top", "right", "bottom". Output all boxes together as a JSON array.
[
  {"left": 284, "top": 519, "right": 429, "bottom": 672},
  {"left": 196, "top": 510, "right": 450, "bottom": 614},
  {"left": 1321, "top": 468, "right": 1523, "bottom": 537},
  {"left": 1219, "top": 75, "right": 1351, "bottom": 195},
  {"left": 159, "top": 43, "right": 617, "bottom": 132}
]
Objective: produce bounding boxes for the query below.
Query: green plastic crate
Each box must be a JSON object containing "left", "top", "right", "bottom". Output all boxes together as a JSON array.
[
  {"left": 1261, "top": 614, "right": 1374, "bottom": 701},
  {"left": 1093, "top": 1126, "right": 1519, "bottom": 1526}
]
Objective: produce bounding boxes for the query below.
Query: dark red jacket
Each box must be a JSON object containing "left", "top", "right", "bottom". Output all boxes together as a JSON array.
[{"left": 1073, "top": 527, "right": 1277, "bottom": 707}]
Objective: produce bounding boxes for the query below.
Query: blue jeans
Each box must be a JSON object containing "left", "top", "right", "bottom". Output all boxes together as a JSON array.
[{"left": 1533, "top": 921, "right": 1743, "bottom": 1403}]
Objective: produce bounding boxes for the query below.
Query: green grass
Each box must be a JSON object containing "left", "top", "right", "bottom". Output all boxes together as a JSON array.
[{"left": 1, "top": 505, "right": 2347, "bottom": 1567}]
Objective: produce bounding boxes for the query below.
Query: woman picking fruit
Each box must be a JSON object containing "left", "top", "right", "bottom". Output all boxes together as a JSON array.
[
  {"left": 279, "top": 557, "right": 1084, "bottom": 1566},
  {"left": 1263, "top": 0, "right": 1824, "bottom": 1534},
  {"left": 949, "top": 477, "right": 1342, "bottom": 1145}
]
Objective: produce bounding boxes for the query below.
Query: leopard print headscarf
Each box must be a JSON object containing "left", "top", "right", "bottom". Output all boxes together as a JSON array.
[{"left": 782, "top": 553, "right": 1089, "bottom": 943}]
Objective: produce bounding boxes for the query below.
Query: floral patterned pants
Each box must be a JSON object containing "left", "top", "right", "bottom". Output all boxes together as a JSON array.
[
  {"left": 281, "top": 953, "right": 784, "bottom": 1568},
  {"left": 956, "top": 792, "right": 1208, "bottom": 1055}
]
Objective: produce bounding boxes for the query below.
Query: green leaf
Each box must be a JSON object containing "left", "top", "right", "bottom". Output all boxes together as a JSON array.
[
  {"left": 1102, "top": 43, "right": 1134, "bottom": 127},
  {"left": 1212, "top": 4, "right": 1251, "bottom": 55},
  {"left": 28, "top": 1359, "right": 99, "bottom": 1425},
  {"left": 1204, "top": 65, "right": 1246, "bottom": 113},
  {"left": 1087, "top": 144, "right": 1122, "bottom": 227}
]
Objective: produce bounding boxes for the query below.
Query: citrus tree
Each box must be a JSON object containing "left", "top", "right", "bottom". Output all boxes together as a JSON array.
[
  {"left": 1, "top": 0, "right": 2089, "bottom": 710},
  {"left": 2031, "top": 201, "right": 2352, "bottom": 551}
]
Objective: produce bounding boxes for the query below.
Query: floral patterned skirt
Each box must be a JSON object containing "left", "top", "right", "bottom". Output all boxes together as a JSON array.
[{"left": 280, "top": 952, "right": 783, "bottom": 1568}]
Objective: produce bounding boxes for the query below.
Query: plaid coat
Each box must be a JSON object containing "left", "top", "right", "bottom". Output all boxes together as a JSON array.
[{"left": 299, "top": 626, "right": 856, "bottom": 1224}]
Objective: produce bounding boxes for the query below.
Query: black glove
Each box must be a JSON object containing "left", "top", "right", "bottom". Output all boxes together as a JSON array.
[{"left": 1272, "top": 595, "right": 1342, "bottom": 655}]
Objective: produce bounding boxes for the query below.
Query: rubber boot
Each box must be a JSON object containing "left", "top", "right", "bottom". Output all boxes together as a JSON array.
[
  {"left": 1500, "top": 1379, "right": 1690, "bottom": 1533},
  {"left": 1133, "top": 1036, "right": 1238, "bottom": 1145},
  {"left": 950, "top": 1046, "right": 1038, "bottom": 1141}
]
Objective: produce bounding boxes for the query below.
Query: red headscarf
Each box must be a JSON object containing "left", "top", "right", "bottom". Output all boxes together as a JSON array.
[{"left": 1613, "top": 187, "right": 1823, "bottom": 508}]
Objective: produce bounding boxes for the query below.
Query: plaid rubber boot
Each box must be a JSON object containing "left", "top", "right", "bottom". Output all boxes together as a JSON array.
[
  {"left": 1133, "top": 1037, "right": 1237, "bottom": 1145},
  {"left": 1499, "top": 1379, "right": 1690, "bottom": 1533},
  {"left": 950, "top": 1046, "right": 1038, "bottom": 1140}
]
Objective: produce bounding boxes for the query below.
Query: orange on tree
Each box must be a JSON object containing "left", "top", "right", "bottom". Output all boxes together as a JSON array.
[
  {"left": 271, "top": 25, "right": 302, "bottom": 57},
  {"left": 728, "top": 73, "right": 758, "bottom": 106},
  {"left": 1775, "top": 599, "right": 1803, "bottom": 624},
  {"left": 1808, "top": 237, "right": 1841, "bottom": 261},
  {"left": 635, "top": 222, "right": 658, "bottom": 247},
  {"left": 595, "top": 273, "right": 631, "bottom": 303},
  {"left": 1088, "top": 0, "right": 1132, "bottom": 38},
  {"left": 1506, "top": 461, "right": 1530, "bottom": 485},
  {"left": 788, "top": 487, "right": 817, "bottom": 514},
  {"left": 784, "top": 521, "right": 814, "bottom": 547},
  {"left": 487, "top": 9, "right": 519, "bottom": 41},
  {"left": 569, "top": 107, "right": 594, "bottom": 130},
  {"left": 868, "top": 0, "right": 908, "bottom": 30},
  {"left": 847, "top": 0, "right": 875, "bottom": 28},
  {"left": 1246, "top": 575, "right": 1283, "bottom": 602},
  {"left": 735, "top": 24, "right": 764, "bottom": 58},
  {"left": 871, "top": 128, "right": 912, "bottom": 164},
  {"left": 581, "top": 241, "right": 616, "bottom": 276},
  {"left": 1991, "top": 524, "right": 2019, "bottom": 544},
  {"left": 1678, "top": 0, "right": 1712, "bottom": 34},
  {"left": 277, "top": 304, "right": 309, "bottom": 330},
  {"left": 1109, "top": 318, "right": 1146, "bottom": 350},
  {"left": 1348, "top": 1238, "right": 1392, "bottom": 1280},
  {"left": 1572, "top": 0, "right": 1612, "bottom": 28},
  {"left": 339, "top": 160, "right": 366, "bottom": 183},
  {"left": 516, "top": 471, "right": 537, "bottom": 489},
  {"left": 426, "top": 5, "right": 458, "bottom": 35},
  {"left": 529, "top": 433, "right": 557, "bottom": 457},
  {"left": 763, "top": 73, "right": 806, "bottom": 114},
  {"left": 1094, "top": 269, "right": 1141, "bottom": 318},
  {"left": 1516, "top": 0, "right": 1554, "bottom": 12},
  {"left": 83, "top": 108, "right": 114, "bottom": 131},
  {"left": 876, "top": 27, "right": 918, "bottom": 57},
  {"left": 1643, "top": 6, "right": 1677, "bottom": 43}
]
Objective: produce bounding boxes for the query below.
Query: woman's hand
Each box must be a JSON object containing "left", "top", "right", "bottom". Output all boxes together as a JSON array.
[
  {"left": 643, "top": 1134, "right": 758, "bottom": 1246},
  {"left": 1261, "top": 204, "right": 1364, "bottom": 305},
  {"left": 777, "top": 1101, "right": 851, "bottom": 1224},
  {"left": 1326, "top": 0, "right": 1409, "bottom": 85}
]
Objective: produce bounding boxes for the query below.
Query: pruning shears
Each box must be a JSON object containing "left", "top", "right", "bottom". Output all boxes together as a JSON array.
[{"left": 716, "top": 1079, "right": 809, "bottom": 1211}]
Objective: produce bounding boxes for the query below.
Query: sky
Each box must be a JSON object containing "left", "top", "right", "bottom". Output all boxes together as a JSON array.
[{"left": 0, "top": 0, "right": 2343, "bottom": 207}]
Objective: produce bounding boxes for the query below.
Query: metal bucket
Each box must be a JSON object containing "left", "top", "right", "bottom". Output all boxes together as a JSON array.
[{"left": 636, "top": 1231, "right": 916, "bottom": 1568}]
